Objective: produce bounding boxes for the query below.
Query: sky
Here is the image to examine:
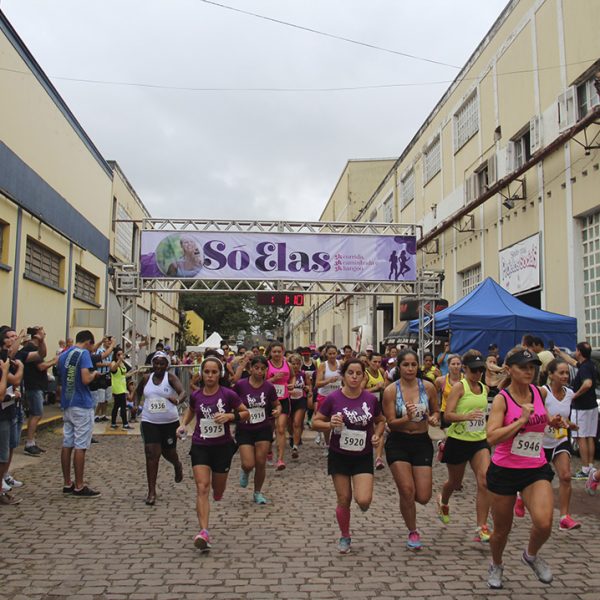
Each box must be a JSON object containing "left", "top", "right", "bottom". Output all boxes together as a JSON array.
[{"left": 2, "top": 0, "right": 509, "bottom": 222}]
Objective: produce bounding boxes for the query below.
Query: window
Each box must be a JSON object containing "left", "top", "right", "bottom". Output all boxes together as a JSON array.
[
  {"left": 577, "top": 77, "right": 600, "bottom": 119},
  {"left": 582, "top": 212, "right": 600, "bottom": 348},
  {"left": 74, "top": 266, "right": 98, "bottom": 304},
  {"left": 424, "top": 137, "right": 441, "bottom": 184},
  {"left": 400, "top": 170, "right": 415, "bottom": 208},
  {"left": 0, "top": 221, "right": 7, "bottom": 265},
  {"left": 25, "top": 238, "right": 62, "bottom": 288},
  {"left": 114, "top": 203, "right": 134, "bottom": 260},
  {"left": 558, "top": 87, "right": 576, "bottom": 130},
  {"left": 454, "top": 93, "right": 479, "bottom": 151},
  {"left": 460, "top": 264, "right": 481, "bottom": 297},
  {"left": 383, "top": 194, "right": 394, "bottom": 222}
]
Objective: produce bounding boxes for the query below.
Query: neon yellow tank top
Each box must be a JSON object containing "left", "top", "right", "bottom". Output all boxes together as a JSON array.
[
  {"left": 366, "top": 368, "right": 384, "bottom": 389},
  {"left": 111, "top": 365, "right": 128, "bottom": 395},
  {"left": 441, "top": 374, "right": 463, "bottom": 412},
  {"left": 447, "top": 379, "right": 488, "bottom": 442}
]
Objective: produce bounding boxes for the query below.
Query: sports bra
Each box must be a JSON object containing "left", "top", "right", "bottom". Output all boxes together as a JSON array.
[{"left": 395, "top": 378, "right": 429, "bottom": 422}]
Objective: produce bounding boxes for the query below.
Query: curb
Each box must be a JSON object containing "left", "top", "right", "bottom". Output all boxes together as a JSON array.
[{"left": 21, "top": 414, "right": 63, "bottom": 434}]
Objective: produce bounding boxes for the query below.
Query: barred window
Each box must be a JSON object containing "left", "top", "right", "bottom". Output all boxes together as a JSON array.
[
  {"left": 25, "top": 238, "right": 62, "bottom": 288},
  {"left": 383, "top": 194, "right": 394, "bottom": 222},
  {"left": 582, "top": 212, "right": 600, "bottom": 348},
  {"left": 454, "top": 94, "right": 479, "bottom": 151},
  {"left": 74, "top": 266, "right": 98, "bottom": 304},
  {"left": 460, "top": 264, "right": 481, "bottom": 297},
  {"left": 0, "top": 222, "right": 6, "bottom": 263},
  {"left": 424, "top": 137, "right": 441, "bottom": 184},
  {"left": 400, "top": 170, "right": 415, "bottom": 209}
]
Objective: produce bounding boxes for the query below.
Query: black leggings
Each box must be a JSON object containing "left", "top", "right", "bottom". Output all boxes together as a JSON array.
[{"left": 111, "top": 393, "right": 128, "bottom": 425}]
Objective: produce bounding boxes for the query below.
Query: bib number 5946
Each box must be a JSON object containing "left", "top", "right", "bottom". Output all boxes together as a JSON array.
[{"left": 511, "top": 432, "right": 542, "bottom": 458}]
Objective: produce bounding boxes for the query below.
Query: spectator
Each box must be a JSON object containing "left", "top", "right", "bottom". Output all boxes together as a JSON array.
[
  {"left": 16, "top": 326, "right": 56, "bottom": 457},
  {"left": 58, "top": 330, "right": 102, "bottom": 498},
  {"left": 93, "top": 336, "right": 116, "bottom": 423},
  {"left": 145, "top": 341, "right": 165, "bottom": 365},
  {"left": 437, "top": 341, "right": 451, "bottom": 376}
]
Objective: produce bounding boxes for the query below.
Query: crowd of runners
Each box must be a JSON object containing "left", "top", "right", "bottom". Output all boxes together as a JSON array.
[{"left": 1, "top": 326, "right": 599, "bottom": 590}]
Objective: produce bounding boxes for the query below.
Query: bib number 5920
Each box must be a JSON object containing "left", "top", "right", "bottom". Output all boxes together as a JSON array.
[{"left": 339, "top": 429, "right": 366, "bottom": 452}]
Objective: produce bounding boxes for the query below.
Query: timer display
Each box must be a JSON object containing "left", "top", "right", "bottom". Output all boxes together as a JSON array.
[{"left": 256, "top": 293, "right": 304, "bottom": 306}]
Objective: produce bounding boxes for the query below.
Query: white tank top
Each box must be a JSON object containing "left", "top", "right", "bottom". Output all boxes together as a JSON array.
[
  {"left": 318, "top": 360, "right": 341, "bottom": 397},
  {"left": 141, "top": 371, "right": 179, "bottom": 424},
  {"left": 542, "top": 385, "right": 574, "bottom": 449}
]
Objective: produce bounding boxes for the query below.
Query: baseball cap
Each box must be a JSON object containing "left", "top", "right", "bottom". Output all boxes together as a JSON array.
[
  {"left": 366, "top": 344, "right": 374, "bottom": 351},
  {"left": 505, "top": 349, "right": 542, "bottom": 367},
  {"left": 463, "top": 355, "right": 486, "bottom": 369},
  {"left": 300, "top": 346, "right": 311, "bottom": 355}
]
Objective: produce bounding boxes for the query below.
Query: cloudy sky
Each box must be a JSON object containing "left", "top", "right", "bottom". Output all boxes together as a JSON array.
[{"left": 3, "top": 0, "right": 508, "bottom": 221}]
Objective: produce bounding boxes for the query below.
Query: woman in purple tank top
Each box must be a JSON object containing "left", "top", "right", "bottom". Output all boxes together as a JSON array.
[{"left": 485, "top": 347, "right": 568, "bottom": 590}]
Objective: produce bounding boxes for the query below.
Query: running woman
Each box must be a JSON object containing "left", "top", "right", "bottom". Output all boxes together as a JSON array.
[
  {"left": 288, "top": 353, "right": 310, "bottom": 459},
  {"left": 266, "top": 343, "right": 295, "bottom": 470},
  {"left": 382, "top": 349, "right": 439, "bottom": 551},
  {"left": 299, "top": 347, "right": 317, "bottom": 427},
  {"left": 364, "top": 352, "right": 387, "bottom": 470},
  {"left": 542, "top": 358, "right": 581, "bottom": 530},
  {"left": 234, "top": 356, "right": 280, "bottom": 504},
  {"left": 312, "top": 358, "right": 385, "bottom": 554},
  {"left": 314, "top": 344, "right": 342, "bottom": 451},
  {"left": 485, "top": 347, "right": 567, "bottom": 589},
  {"left": 437, "top": 351, "right": 491, "bottom": 542},
  {"left": 136, "top": 351, "right": 186, "bottom": 506},
  {"left": 433, "top": 354, "right": 463, "bottom": 460},
  {"left": 177, "top": 357, "right": 249, "bottom": 551}
]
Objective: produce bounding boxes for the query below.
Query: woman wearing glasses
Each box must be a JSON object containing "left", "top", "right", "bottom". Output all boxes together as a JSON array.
[{"left": 437, "top": 350, "right": 492, "bottom": 543}]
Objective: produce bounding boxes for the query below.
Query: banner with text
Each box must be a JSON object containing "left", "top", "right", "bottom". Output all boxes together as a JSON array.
[
  {"left": 140, "top": 231, "right": 417, "bottom": 282},
  {"left": 499, "top": 233, "right": 540, "bottom": 295}
]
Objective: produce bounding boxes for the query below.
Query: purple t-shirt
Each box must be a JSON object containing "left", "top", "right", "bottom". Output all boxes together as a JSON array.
[
  {"left": 234, "top": 379, "right": 278, "bottom": 431},
  {"left": 190, "top": 386, "right": 241, "bottom": 446},
  {"left": 319, "top": 389, "right": 381, "bottom": 456}
]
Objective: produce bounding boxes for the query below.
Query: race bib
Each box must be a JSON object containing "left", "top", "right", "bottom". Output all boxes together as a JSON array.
[
  {"left": 274, "top": 384, "right": 286, "bottom": 398},
  {"left": 248, "top": 407, "right": 266, "bottom": 425},
  {"left": 339, "top": 428, "right": 367, "bottom": 452},
  {"left": 410, "top": 404, "right": 427, "bottom": 423},
  {"left": 289, "top": 388, "right": 303, "bottom": 400},
  {"left": 200, "top": 418, "right": 225, "bottom": 439},
  {"left": 322, "top": 381, "right": 342, "bottom": 396},
  {"left": 545, "top": 425, "right": 568, "bottom": 440},
  {"left": 466, "top": 417, "right": 485, "bottom": 433},
  {"left": 511, "top": 431, "right": 543, "bottom": 458},
  {"left": 147, "top": 398, "right": 168, "bottom": 413}
]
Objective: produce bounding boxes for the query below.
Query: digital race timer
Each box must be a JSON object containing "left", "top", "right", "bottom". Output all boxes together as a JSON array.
[{"left": 256, "top": 293, "right": 305, "bottom": 306}]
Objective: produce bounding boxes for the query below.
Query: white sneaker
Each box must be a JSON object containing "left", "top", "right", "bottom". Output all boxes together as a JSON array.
[
  {"left": 314, "top": 432, "right": 322, "bottom": 446},
  {"left": 1, "top": 479, "right": 11, "bottom": 493},
  {"left": 4, "top": 475, "right": 23, "bottom": 488}
]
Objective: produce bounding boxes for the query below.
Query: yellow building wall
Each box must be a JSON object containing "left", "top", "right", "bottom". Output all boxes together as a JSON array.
[{"left": 185, "top": 310, "right": 205, "bottom": 341}]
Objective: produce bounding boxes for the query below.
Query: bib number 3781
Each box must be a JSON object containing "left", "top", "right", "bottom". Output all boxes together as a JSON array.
[
  {"left": 511, "top": 431, "right": 542, "bottom": 458},
  {"left": 200, "top": 418, "right": 225, "bottom": 439},
  {"left": 339, "top": 429, "right": 367, "bottom": 452}
]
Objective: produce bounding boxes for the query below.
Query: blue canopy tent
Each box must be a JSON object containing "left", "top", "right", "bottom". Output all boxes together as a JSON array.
[{"left": 408, "top": 278, "right": 577, "bottom": 357}]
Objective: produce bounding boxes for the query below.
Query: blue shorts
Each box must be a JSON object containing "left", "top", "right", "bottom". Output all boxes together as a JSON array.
[
  {"left": 10, "top": 405, "right": 24, "bottom": 449},
  {"left": 25, "top": 389, "right": 45, "bottom": 417},
  {"left": 63, "top": 407, "right": 95, "bottom": 450}
]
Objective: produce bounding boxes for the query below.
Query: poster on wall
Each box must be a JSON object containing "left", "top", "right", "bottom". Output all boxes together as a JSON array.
[
  {"left": 499, "top": 233, "right": 541, "bottom": 295},
  {"left": 139, "top": 231, "right": 417, "bottom": 282}
]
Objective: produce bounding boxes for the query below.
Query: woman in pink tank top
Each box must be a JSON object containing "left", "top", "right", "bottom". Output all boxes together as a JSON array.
[
  {"left": 485, "top": 347, "right": 568, "bottom": 590},
  {"left": 266, "top": 343, "right": 295, "bottom": 471}
]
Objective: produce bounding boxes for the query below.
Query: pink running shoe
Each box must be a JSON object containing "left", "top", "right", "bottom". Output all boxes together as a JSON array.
[
  {"left": 193, "top": 529, "right": 211, "bottom": 552},
  {"left": 375, "top": 457, "right": 385, "bottom": 470},
  {"left": 406, "top": 530, "right": 422, "bottom": 551},
  {"left": 586, "top": 467, "right": 598, "bottom": 496},
  {"left": 276, "top": 459, "right": 286, "bottom": 471},
  {"left": 514, "top": 495, "right": 525, "bottom": 518},
  {"left": 559, "top": 515, "right": 581, "bottom": 530},
  {"left": 436, "top": 440, "right": 446, "bottom": 462}
]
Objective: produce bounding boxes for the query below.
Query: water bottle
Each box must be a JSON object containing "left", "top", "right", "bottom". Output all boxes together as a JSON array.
[
  {"left": 177, "top": 428, "right": 188, "bottom": 442},
  {"left": 333, "top": 412, "right": 344, "bottom": 435}
]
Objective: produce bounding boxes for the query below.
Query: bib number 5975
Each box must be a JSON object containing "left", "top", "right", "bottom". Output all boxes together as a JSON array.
[{"left": 200, "top": 418, "right": 225, "bottom": 439}]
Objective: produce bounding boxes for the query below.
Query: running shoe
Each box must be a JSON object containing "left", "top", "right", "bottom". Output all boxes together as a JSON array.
[
  {"left": 436, "top": 494, "right": 450, "bottom": 525},
  {"left": 474, "top": 525, "right": 491, "bottom": 542},
  {"left": 514, "top": 495, "right": 525, "bottom": 518},
  {"left": 487, "top": 563, "right": 504, "bottom": 589},
  {"left": 291, "top": 445, "right": 299, "bottom": 459},
  {"left": 375, "top": 457, "right": 385, "bottom": 470},
  {"left": 122, "top": 424, "right": 133, "bottom": 430},
  {"left": 266, "top": 452, "right": 274, "bottom": 466},
  {"left": 72, "top": 486, "right": 101, "bottom": 499},
  {"left": 314, "top": 432, "right": 322, "bottom": 446},
  {"left": 101, "top": 416, "right": 109, "bottom": 422},
  {"left": 239, "top": 469, "right": 249, "bottom": 488},
  {"left": 585, "top": 467, "right": 598, "bottom": 496},
  {"left": 572, "top": 468, "right": 589, "bottom": 480},
  {"left": 194, "top": 529, "right": 211, "bottom": 552},
  {"left": 288, "top": 436, "right": 294, "bottom": 449},
  {"left": 337, "top": 537, "right": 352, "bottom": 554},
  {"left": 4, "top": 476, "right": 23, "bottom": 488},
  {"left": 322, "top": 448, "right": 329, "bottom": 457},
  {"left": 110, "top": 424, "right": 118, "bottom": 429},
  {"left": 0, "top": 492, "right": 22, "bottom": 506},
  {"left": 253, "top": 491, "right": 268, "bottom": 504},
  {"left": 24, "top": 445, "right": 42, "bottom": 457},
  {"left": 406, "top": 530, "right": 422, "bottom": 550},
  {"left": 2, "top": 479, "right": 11, "bottom": 493},
  {"left": 436, "top": 440, "right": 446, "bottom": 462},
  {"left": 4, "top": 475, "right": 25, "bottom": 487},
  {"left": 62, "top": 483, "right": 75, "bottom": 494},
  {"left": 275, "top": 459, "right": 286, "bottom": 471},
  {"left": 558, "top": 515, "right": 581, "bottom": 530},
  {"left": 521, "top": 551, "right": 553, "bottom": 584}
]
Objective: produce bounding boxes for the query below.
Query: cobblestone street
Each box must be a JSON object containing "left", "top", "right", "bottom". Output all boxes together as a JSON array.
[{"left": 2, "top": 426, "right": 599, "bottom": 600}]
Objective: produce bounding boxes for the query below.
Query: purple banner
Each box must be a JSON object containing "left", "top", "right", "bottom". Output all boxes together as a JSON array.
[{"left": 140, "top": 231, "right": 416, "bottom": 282}]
